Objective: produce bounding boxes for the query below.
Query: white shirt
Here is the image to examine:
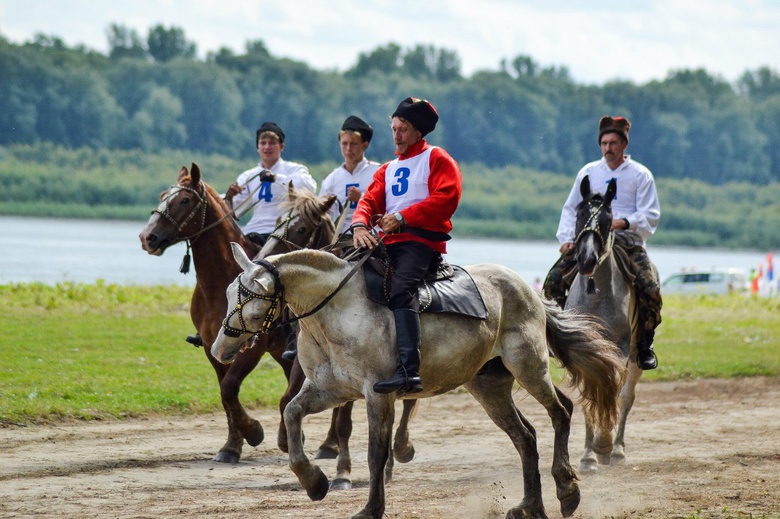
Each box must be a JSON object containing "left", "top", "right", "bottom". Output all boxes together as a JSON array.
[
  {"left": 231, "top": 158, "right": 316, "bottom": 234},
  {"left": 319, "top": 158, "right": 380, "bottom": 232},
  {"left": 556, "top": 155, "right": 660, "bottom": 247}
]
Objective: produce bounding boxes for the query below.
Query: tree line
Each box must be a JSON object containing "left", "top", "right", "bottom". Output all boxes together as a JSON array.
[
  {"left": 2, "top": 24, "right": 780, "bottom": 187},
  {"left": 1, "top": 143, "right": 777, "bottom": 251}
]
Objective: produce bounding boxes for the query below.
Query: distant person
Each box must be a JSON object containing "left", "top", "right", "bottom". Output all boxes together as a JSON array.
[
  {"left": 186, "top": 121, "right": 316, "bottom": 347},
  {"left": 319, "top": 115, "right": 381, "bottom": 234},
  {"left": 225, "top": 121, "right": 317, "bottom": 246},
  {"left": 542, "top": 116, "right": 662, "bottom": 370},
  {"left": 352, "top": 97, "right": 462, "bottom": 394}
]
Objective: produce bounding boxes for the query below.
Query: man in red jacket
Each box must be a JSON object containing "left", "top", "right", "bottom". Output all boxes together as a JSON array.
[{"left": 352, "top": 97, "right": 462, "bottom": 395}]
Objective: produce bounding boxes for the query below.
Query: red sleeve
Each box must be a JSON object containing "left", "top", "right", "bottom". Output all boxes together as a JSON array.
[{"left": 351, "top": 163, "right": 389, "bottom": 227}]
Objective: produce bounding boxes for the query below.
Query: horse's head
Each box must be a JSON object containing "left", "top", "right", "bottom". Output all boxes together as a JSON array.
[
  {"left": 139, "top": 163, "right": 209, "bottom": 255},
  {"left": 212, "top": 243, "right": 284, "bottom": 364},
  {"left": 257, "top": 182, "right": 338, "bottom": 259},
  {"left": 573, "top": 175, "right": 616, "bottom": 276}
]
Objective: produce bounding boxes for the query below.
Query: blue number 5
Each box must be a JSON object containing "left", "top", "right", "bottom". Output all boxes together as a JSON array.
[{"left": 392, "top": 167, "right": 410, "bottom": 196}]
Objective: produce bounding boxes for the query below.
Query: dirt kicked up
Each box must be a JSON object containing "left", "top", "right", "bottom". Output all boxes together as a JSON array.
[{"left": 1, "top": 377, "right": 779, "bottom": 519}]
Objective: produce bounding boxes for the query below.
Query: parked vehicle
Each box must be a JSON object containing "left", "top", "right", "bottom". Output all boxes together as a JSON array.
[{"left": 662, "top": 267, "right": 749, "bottom": 295}]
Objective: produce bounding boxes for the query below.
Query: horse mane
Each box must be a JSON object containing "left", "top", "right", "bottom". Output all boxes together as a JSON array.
[
  {"left": 278, "top": 188, "right": 335, "bottom": 230},
  {"left": 178, "top": 173, "right": 245, "bottom": 237},
  {"left": 272, "top": 247, "right": 345, "bottom": 272}
]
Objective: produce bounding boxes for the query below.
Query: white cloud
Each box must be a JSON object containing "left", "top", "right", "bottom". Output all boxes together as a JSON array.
[{"left": 0, "top": 0, "right": 778, "bottom": 84}]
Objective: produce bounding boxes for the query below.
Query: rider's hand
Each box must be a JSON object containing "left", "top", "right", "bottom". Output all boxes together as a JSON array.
[
  {"left": 225, "top": 182, "right": 243, "bottom": 200},
  {"left": 353, "top": 227, "right": 377, "bottom": 249},
  {"left": 560, "top": 242, "right": 574, "bottom": 254}
]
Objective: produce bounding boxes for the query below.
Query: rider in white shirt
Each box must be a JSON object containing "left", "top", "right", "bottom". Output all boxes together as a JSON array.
[
  {"left": 225, "top": 121, "right": 316, "bottom": 245},
  {"left": 319, "top": 115, "right": 380, "bottom": 233},
  {"left": 543, "top": 116, "right": 662, "bottom": 370}
]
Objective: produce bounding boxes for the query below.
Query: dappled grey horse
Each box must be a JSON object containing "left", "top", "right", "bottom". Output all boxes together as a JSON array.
[
  {"left": 212, "top": 244, "right": 625, "bottom": 519},
  {"left": 567, "top": 175, "right": 645, "bottom": 471}
]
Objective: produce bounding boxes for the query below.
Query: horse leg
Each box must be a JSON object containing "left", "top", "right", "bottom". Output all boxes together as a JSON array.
[
  {"left": 393, "top": 399, "right": 418, "bottom": 463},
  {"left": 351, "top": 393, "right": 395, "bottom": 519},
  {"left": 579, "top": 421, "right": 598, "bottom": 473},
  {"left": 278, "top": 355, "right": 306, "bottom": 453},
  {"left": 611, "top": 362, "right": 642, "bottom": 464},
  {"left": 315, "top": 408, "right": 342, "bottom": 460},
  {"left": 465, "top": 373, "right": 548, "bottom": 519},
  {"left": 202, "top": 350, "right": 248, "bottom": 464},
  {"left": 329, "top": 401, "right": 355, "bottom": 491},
  {"left": 284, "top": 381, "right": 334, "bottom": 503}
]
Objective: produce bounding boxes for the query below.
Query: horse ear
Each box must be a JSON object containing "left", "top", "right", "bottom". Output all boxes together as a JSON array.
[
  {"left": 579, "top": 175, "right": 591, "bottom": 199},
  {"left": 178, "top": 166, "right": 189, "bottom": 181},
  {"left": 190, "top": 163, "right": 201, "bottom": 185},
  {"left": 230, "top": 242, "right": 254, "bottom": 272},
  {"left": 321, "top": 194, "right": 338, "bottom": 213},
  {"left": 605, "top": 178, "right": 617, "bottom": 204}
]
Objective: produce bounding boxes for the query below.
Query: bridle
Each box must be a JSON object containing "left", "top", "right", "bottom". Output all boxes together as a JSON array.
[
  {"left": 222, "top": 237, "right": 378, "bottom": 340},
  {"left": 574, "top": 197, "right": 615, "bottom": 291},
  {"left": 152, "top": 184, "right": 208, "bottom": 245},
  {"left": 222, "top": 259, "right": 285, "bottom": 337},
  {"left": 264, "top": 207, "right": 334, "bottom": 254}
]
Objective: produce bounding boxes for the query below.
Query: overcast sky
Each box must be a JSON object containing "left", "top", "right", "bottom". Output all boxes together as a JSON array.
[{"left": 2, "top": 0, "right": 779, "bottom": 85}]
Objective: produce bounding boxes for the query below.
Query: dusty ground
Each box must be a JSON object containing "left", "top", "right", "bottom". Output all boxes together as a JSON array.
[{"left": 1, "top": 377, "right": 779, "bottom": 519}]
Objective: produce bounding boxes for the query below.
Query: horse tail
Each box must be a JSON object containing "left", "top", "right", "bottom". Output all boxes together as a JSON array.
[{"left": 542, "top": 298, "right": 625, "bottom": 432}]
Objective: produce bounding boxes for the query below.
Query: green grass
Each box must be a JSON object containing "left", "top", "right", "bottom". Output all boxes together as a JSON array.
[
  {"left": 0, "top": 282, "right": 289, "bottom": 424},
  {"left": 0, "top": 283, "right": 778, "bottom": 424}
]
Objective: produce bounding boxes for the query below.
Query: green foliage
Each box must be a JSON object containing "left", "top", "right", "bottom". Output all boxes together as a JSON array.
[
  {"left": 2, "top": 32, "right": 780, "bottom": 184},
  {"left": 0, "top": 143, "right": 778, "bottom": 248}
]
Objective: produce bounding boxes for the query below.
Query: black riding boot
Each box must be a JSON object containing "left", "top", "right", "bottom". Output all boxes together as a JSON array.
[
  {"left": 373, "top": 309, "right": 423, "bottom": 395},
  {"left": 637, "top": 329, "right": 658, "bottom": 370},
  {"left": 185, "top": 332, "right": 203, "bottom": 347}
]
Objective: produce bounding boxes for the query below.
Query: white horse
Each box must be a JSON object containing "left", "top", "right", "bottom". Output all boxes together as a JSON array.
[
  {"left": 212, "top": 244, "right": 625, "bottom": 519},
  {"left": 567, "top": 175, "right": 645, "bottom": 471}
]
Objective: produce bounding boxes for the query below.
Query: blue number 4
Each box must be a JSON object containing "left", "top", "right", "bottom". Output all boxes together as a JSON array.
[{"left": 257, "top": 182, "right": 273, "bottom": 202}]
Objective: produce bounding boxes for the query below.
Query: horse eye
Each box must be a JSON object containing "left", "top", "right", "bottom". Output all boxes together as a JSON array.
[
  {"left": 180, "top": 197, "right": 191, "bottom": 205},
  {"left": 297, "top": 227, "right": 308, "bottom": 234}
]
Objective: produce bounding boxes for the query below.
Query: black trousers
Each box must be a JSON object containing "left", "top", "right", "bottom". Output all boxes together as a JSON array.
[{"left": 385, "top": 241, "right": 439, "bottom": 311}]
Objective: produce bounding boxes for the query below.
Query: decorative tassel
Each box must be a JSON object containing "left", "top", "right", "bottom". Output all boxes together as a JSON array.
[
  {"left": 180, "top": 242, "right": 191, "bottom": 274},
  {"left": 586, "top": 277, "right": 596, "bottom": 294}
]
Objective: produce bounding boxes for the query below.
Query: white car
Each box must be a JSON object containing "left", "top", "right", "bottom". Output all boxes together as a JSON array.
[{"left": 662, "top": 267, "right": 750, "bottom": 295}]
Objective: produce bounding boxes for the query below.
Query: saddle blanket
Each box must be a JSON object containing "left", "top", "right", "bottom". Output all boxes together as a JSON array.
[{"left": 362, "top": 263, "right": 488, "bottom": 319}]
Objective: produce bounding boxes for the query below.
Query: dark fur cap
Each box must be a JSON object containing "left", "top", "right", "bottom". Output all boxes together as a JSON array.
[
  {"left": 256, "top": 121, "right": 285, "bottom": 144},
  {"left": 341, "top": 115, "right": 373, "bottom": 143},
  {"left": 598, "top": 116, "right": 631, "bottom": 144},
  {"left": 392, "top": 97, "right": 439, "bottom": 137}
]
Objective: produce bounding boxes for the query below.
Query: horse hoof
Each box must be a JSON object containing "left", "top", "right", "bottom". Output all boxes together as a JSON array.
[
  {"left": 558, "top": 484, "right": 581, "bottom": 517},
  {"left": 305, "top": 470, "right": 330, "bottom": 502},
  {"left": 506, "top": 504, "right": 548, "bottom": 519},
  {"left": 329, "top": 478, "right": 352, "bottom": 491},
  {"left": 242, "top": 421, "right": 264, "bottom": 447},
  {"left": 611, "top": 451, "right": 626, "bottom": 465},
  {"left": 577, "top": 460, "right": 598, "bottom": 473},
  {"left": 213, "top": 450, "right": 240, "bottom": 464},
  {"left": 597, "top": 454, "right": 611, "bottom": 465},
  {"left": 314, "top": 447, "right": 339, "bottom": 460},
  {"left": 393, "top": 444, "right": 415, "bottom": 464}
]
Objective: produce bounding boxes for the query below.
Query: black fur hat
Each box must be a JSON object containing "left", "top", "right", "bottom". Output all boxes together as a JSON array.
[{"left": 392, "top": 97, "right": 439, "bottom": 137}]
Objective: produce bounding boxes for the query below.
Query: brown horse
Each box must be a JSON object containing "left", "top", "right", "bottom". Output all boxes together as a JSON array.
[{"left": 139, "top": 163, "right": 298, "bottom": 463}]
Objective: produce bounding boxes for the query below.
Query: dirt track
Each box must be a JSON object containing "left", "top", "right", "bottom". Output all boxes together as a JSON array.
[{"left": 1, "top": 377, "right": 779, "bottom": 519}]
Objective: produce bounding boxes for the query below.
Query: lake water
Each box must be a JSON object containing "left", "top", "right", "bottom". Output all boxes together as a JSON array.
[{"left": 0, "top": 215, "right": 771, "bottom": 287}]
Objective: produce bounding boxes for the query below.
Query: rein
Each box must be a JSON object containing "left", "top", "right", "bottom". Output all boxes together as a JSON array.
[{"left": 222, "top": 236, "right": 381, "bottom": 339}]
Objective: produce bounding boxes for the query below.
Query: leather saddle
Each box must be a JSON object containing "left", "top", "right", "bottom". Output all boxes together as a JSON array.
[{"left": 361, "top": 254, "right": 488, "bottom": 319}]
